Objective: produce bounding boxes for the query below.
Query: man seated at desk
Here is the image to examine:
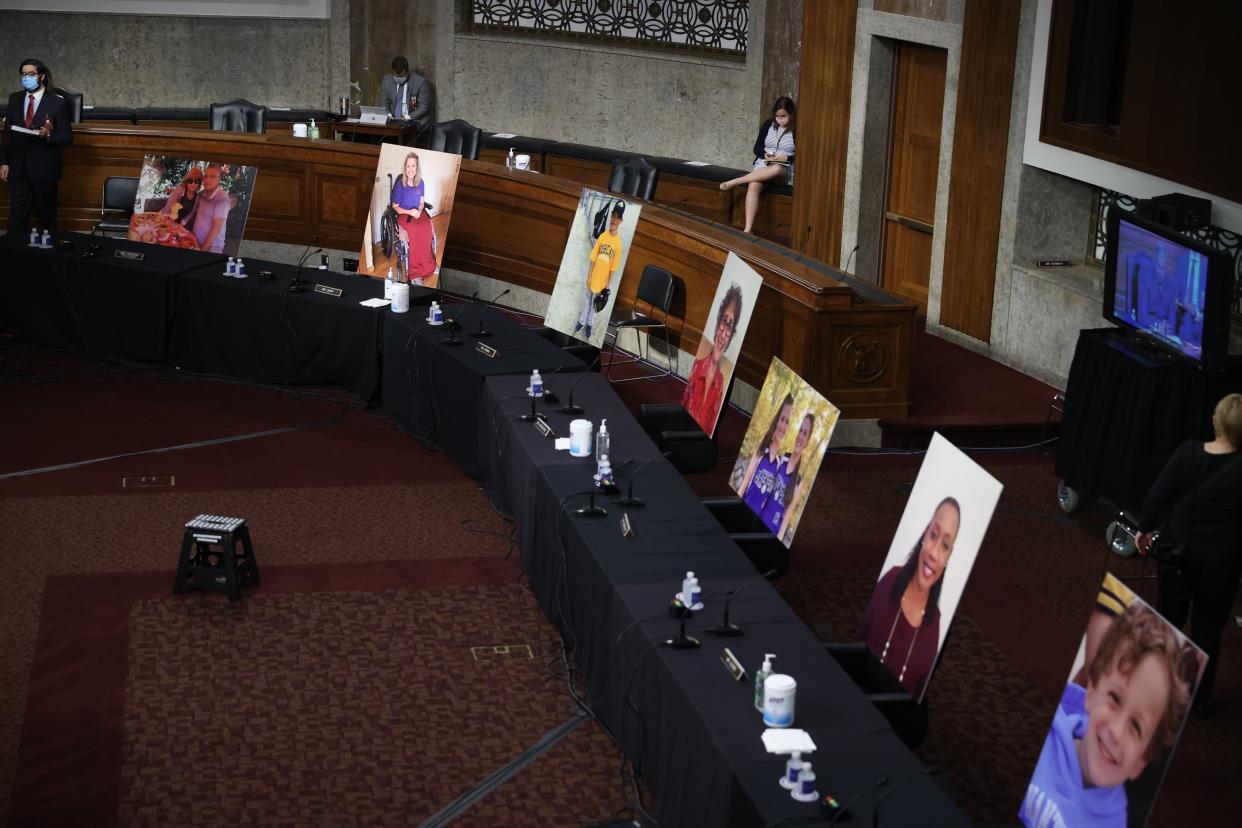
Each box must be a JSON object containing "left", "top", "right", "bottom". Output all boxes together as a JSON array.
[{"left": 379, "top": 56, "right": 430, "bottom": 133}]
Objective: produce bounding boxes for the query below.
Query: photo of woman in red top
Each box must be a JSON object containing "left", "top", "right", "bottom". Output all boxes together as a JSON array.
[{"left": 682, "top": 282, "right": 743, "bottom": 435}]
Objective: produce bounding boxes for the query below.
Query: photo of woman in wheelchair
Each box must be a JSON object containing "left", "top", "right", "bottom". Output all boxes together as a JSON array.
[{"left": 381, "top": 152, "right": 438, "bottom": 284}]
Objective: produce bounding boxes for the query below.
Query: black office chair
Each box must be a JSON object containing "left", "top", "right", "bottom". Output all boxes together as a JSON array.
[
  {"left": 701, "top": 496, "right": 790, "bottom": 579},
  {"left": 604, "top": 264, "right": 675, "bottom": 381},
  {"left": 209, "top": 99, "right": 267, "bottom": 133},
  {"left": 52, "top": 86, "right": 83, "bottom": 124},
  {"left": 608, "top": 157, "right": 658, "bottom": 200},
  {"left": 428, "top": 119, "right": 482, "bottom": 160},
  {"left": 640, "top": 403, "right": 719, "bottom": 474},
  {"left": 93, "top": 175, "right": 140, "bottom": 236}
]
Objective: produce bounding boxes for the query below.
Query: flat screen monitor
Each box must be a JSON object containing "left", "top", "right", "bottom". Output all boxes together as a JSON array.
[{"left": 1103, "top": 211, "right": 1234, "bottom": 371}]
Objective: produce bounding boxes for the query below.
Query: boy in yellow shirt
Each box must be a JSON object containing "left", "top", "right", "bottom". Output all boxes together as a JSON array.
[{"left": 574, "top": 202, "right": 625, "bottom": 339}]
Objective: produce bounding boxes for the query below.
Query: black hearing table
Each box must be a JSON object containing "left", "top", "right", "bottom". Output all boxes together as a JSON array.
[
  {"left": 0, "top": 232, "right": 216, "bottom": 362},
  {"left": 481, "top": 373, "right": 968, "bottom": 827},
  {"left": 381, "top": 300, "right": 586, "bottom": 477},
  {"left": 167, "top": 261, "right": 391, "bottom": 401}
]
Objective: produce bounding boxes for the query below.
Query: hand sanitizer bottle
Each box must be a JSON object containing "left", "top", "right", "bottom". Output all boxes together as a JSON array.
[
  {"left": 755, "top": 653, "right": 775, "bottom": 711},
  {"left": 530, "top": 369, "right": 543, "bottom": 397},
  {"left": 309, "top": 118, "right": 320, "bottom": 140},
  {"left": 595, "top": 418, "right": 609, "bottom": 462},
  {"left": 507, "top": 147, "right": 515, "bottom": 169}
]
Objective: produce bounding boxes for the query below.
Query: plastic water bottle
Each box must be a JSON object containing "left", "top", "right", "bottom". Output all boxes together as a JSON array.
[
  {"left": 755, "top": 653, "right": 775, "bottom": 712},
  {"left": 529, "top": 369, "right": 543, "bottom": 397},
  {"left": 681, "top": 571, "right": 701, "bottom": 608},
  {"left": 507, "top": 147, "right": 515, "bottom": 169},
  {"left": 385, "top": 267, "right": 395, "bottom": 300},
  {"left": 429, "top": 301, "right": 443, "bottom": 325},
  {"left": 41, "top": 229, "right": 51, "bottom": 248},
  {"left": 29, "top": 228, "right": 39, "bottom": 246},
  {"left": 791, "top": 762, "right": 818, "bottom": 802},
  {"left": 236, "top": 258, "right": 246, "bottom": 277},
  {"left": 595, "top": 418, "right": 610, "bottom": 462},
  {"left": 594, "top": 457, "right": 614, "bottom": 488},
  {"left": 780, "top": 751, "right": 806, "bottom": 790},
  {"left": 226, "top": 256, "right": 236, "bottom": 275}
]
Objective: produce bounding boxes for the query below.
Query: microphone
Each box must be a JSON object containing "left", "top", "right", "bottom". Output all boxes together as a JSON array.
[
  {"left": 559, "top": 351, "right": 603, "bottom": 415},
  {"left": 844, "top": 244, "right": 859, "bottom": 275},
  {"left": 615, "top": 451, "right": 671, "bottom": 508},
  {"left": 445, "top": 291, "right": 474, "bottom": 332},
  {"left": 565, "top": 488, "right": 607, "bottom": 518},
  {"left": 287, "top": 246, "right": 321, "bottom": 293},
  {"left": 472, "top": 287, "right": 511, "bottom": 338},
  {"left": 792, "top": 224, "right": 812, "bottom": 263},
  {"left": 709, "top": 568, "right": 778, "bottom": 637}
]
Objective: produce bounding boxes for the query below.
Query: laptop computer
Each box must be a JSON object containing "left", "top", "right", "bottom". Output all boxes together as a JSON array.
[{"left": 358, "top": 105, "right": 389, "bottom": 125}]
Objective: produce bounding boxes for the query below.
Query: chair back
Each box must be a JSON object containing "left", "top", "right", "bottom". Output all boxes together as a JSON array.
[
  {"left": 209, "top": 99, "right": 267, "bottom": 133},
  {"left": 53, "top": 86, "right": 83, "bottom": 124},
  {"left": 608, "top": 157, "right": 658, "bottom": 200},
  {"left": 635, "top": 265, "right": 674, "bottom": 313},
  {"left": 103, "top": 176, "right": 140, "bottom": 213},
  {"left": 428, "top": 119, "right": 482, "bottom": 160}
]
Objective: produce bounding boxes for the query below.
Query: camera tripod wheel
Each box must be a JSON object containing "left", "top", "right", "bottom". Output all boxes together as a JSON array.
[
  {"left": 1105, "top": 520, "right": 1138, "bottom": 557},
  {"left": 1057, "top": 480, "right": 1081, "bottom": 514}
]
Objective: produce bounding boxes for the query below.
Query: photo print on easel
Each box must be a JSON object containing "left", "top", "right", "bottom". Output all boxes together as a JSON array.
[
  {"left": 859, "top": 432, "right": 1003, "bottom": 702},
  {"left": 543, "top": 188, "right": 641, "bottom": 348},
  {"left": 727, "top": 357, "right": 840, "bottom": 548},
  {"left": 1020, "top": 575, "right": 1206, "bottom": 828},
  {"left": 128, "top": 155, "right": 257, "bottom": 257},
  {"left": 358, "top": 144, "right": 461, "bottom": 288},
  {"left": 681, "top": 252, "right": 763, "bottom": 437}
]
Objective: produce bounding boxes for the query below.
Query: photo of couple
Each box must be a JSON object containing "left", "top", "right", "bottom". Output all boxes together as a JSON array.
[{"left": 128, "top": 155, "right": 257, "bottom": 257}]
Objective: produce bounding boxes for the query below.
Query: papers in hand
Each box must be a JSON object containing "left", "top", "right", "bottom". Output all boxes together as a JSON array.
[
  {"left": 10, "top": 125, "right": 42, "bottom": 136},
  {"left": 762, "top": 728, "right": 816, "bottom": 754},
  {"left": 359, "top": 298, "right": 391, "bottom": 308}
]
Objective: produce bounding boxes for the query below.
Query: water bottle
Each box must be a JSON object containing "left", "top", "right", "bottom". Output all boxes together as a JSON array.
[
  {"left": 236, "top": 258, "right": 246, "bottom": 277},
  {"left": 41, "top": 229, "right": 51, "bottom": 248},
  {"left": 385, "top": 266, "right": 395, "bottom": 300},
  {"left": 594, "top": 457, "right": 614, "bottom": 488},
  {"left": 29, "top": 228, "right": 39, "bottom": 246},
  {"left": 226, "top": 256, "right": 236, "bottom": 275},
  {"left": 530, "top": 369, "right": 543, "bottom": 397},
  {"left": 507, "top": 147, "right": 515, "bottom": 170}
]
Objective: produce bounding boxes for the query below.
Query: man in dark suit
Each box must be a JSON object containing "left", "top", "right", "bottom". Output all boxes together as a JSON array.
[
  {"left": 377, "top": 56, "right": 431, "bottom": 133},
  {"left": 1, "top": 58, "right": 74, "bottom": 236}
]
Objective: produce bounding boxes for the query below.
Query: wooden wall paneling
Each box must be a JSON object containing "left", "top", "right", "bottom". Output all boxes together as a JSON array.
[
  {"left": 938, "top": 0, "right": 1021, "bottom": 341},
  {"left": 542, "top": 155, "right": 612, "bottom": 191},
  {"left": 730, "top": 189, "right": 792, "bottom": 240},
  {"left": 760, "top": 0, "right": 805, "bottom": 121},
  {"left": 791, "top": 0, "right": 858, "bottom": 263},
  {"left": 1, "top": 126, "right": 914, "bottom": 418}
]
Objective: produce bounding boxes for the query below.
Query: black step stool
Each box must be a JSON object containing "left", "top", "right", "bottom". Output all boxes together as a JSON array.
[{"left": 173, "top": 514, "right": 261, "bottom": 601}]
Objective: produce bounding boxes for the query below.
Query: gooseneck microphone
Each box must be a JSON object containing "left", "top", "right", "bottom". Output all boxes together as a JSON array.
[
  {"left": 709, "top": 568, "right": 779, "bottom": 637},
  {"left": 287, "top": 246, "right": 321, "bottom": 293},
  {"left": 615, "top": 451, "right": 672, "bottom": 508},
  {"left": 472, "top": 287, "right": 511, "bottom": 338},
  {"left": 559, "top": 351, "right": 603, "bottom": 415}
]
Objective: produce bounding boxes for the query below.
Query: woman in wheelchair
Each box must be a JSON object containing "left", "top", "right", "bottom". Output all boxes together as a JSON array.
[{"left": 386, "top": 152, "right": 437, "bottom": 284}]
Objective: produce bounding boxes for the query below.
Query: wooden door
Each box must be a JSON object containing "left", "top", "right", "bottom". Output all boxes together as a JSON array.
[{"left": 880, "top": 43, "right": 947, "bottom": 311}]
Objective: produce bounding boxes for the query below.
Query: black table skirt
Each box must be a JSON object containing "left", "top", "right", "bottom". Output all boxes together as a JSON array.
[
  {"left": 1055, "top": 329, "right": 1242, "bottom": 512},
  {"left": 0, "top": 232, "right": 218, "bottom": 362},
  {"left": 167, "top": 262, "right": 389, "bottom": 400},
  {"left": 382, "top": 301, "right": 585, "bottom": 476}
]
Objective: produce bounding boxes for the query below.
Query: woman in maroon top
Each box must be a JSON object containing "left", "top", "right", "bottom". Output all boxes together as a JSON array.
[
  {"left": 682, "top": 283, "right": 743, "bottom": 435},
  {"left": 860, "top": 496, "right": 960, "bottom": 700}
]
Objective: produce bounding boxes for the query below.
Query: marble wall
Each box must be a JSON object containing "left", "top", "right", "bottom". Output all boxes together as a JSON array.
[
  {"left": 0, "top": 1, "right": 350, "bottom": 110},
  {"left": 434, "top": 2, "right": 767, "bottom": 167}
]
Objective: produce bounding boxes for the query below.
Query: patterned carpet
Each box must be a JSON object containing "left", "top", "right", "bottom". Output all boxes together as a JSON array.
[{"left": 2, "top": 346, "right": 1239, "bottom": 827}]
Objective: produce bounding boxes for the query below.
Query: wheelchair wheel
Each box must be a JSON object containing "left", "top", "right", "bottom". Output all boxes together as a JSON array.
[{"left": 380, "top": 209, "right": 396, "bottom": 258}]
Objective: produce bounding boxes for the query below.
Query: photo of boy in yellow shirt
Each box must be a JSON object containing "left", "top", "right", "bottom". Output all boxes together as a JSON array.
[{"left": 574, "top": 201, "right": 625, "bottom": 340}]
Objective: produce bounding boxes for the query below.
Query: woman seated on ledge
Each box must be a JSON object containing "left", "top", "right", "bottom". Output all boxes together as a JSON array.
[{"left": 720, "top": 96, "right": 796, "bottom": 235}]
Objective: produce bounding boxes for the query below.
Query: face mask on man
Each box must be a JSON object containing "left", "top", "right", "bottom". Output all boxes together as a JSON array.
[{"left": 20, "top": 74, "right": 39, "bottom": 92}]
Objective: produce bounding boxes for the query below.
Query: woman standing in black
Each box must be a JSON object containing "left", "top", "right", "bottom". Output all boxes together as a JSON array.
[{"left": 1137, "top": 393, "right": 1242, "bottom": 715}]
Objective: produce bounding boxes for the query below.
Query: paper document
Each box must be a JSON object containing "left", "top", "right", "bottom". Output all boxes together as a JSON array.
[
  {"left": 9, "top": 125, "right": 41, "bottom": 136},
  {"left": 359, "top": 298, "right": 391, "bottom": 308},
  {"left": 761, "top": 728, "right": 816, "bottom": 754},
  {"left": 492, "top": 132, "right": 518, "bottom": 139}
]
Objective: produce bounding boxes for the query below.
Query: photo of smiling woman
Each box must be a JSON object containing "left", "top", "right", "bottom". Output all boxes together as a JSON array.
[{"left": 859, "top": 433, "right": 1003, "bottom": 702}]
